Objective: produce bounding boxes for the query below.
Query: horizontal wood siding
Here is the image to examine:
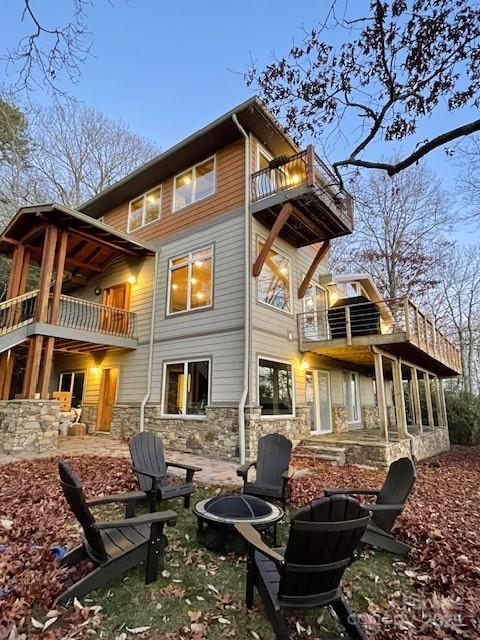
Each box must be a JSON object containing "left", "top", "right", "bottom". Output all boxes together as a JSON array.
[
  {"left": 102, "top": 141, "right": 245, "bottom": 243},
  {"left": 151, "top": 212, "right": 245, "bottom": 404}
]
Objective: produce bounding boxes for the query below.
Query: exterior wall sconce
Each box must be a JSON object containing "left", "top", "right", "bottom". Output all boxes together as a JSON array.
[
  {"left": 300, "top": 359, "right": 309, "bottom": 370},
  {"left": 127, "top": 275, "right": 137, "bottom": 285},
  {"left": 90, "top": 367, "right": 100, "bottom": 375},
  {"left": 94, "top": 288, "right": 102, "bottom": 296}
]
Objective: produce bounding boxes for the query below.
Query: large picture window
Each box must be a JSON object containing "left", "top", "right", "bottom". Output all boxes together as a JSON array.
[
  {"left": 168, "top": 246, "right": 213, "bottom": 314},
  {"left": 173, "top": 156, "right": 216, "bottom": 211},
  {"left": 162, "top": 359, "right": 210, "bottom": 416},
  {"left": 344, "top": 371, "right": 360, "bottom": 422},
  {"left": 128, "top": 186, "right": 162, "bottom": 232},
  {"left": 258, "top": 358, "right": 294, "bottom": 416},
  {"left": 257, "top": 242, "right": 291, "bottom": 313}
]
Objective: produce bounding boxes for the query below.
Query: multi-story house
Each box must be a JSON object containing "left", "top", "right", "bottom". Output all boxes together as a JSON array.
[{"left": 0, "top": 97, "right": 461, "bottom": 467}]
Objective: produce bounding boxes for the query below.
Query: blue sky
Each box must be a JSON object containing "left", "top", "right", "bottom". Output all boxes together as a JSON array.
[{"left": 1, "top": 1, "right": 477, "bottom": 209}]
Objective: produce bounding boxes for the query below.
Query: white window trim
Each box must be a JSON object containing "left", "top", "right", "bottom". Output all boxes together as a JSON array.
[
  {"left": 166, "top": 245, "right": 214, "bottom": 316},
  {"left": 59, "top": 370, "right": 86, "bottom": 405},
  {"left": 127, "top": 184, "right": 162, "bottom": 233},
  {"left": 257, "top": 143, "right": 273, "bottom": 171},
  {"left": 257, "top": 355, "right": 296, "bottom": 419},
  {"left": 302, "top": 280, "right": 328, "bottom": 313},
  {"left": 344, "top": 370, "right": 361, "bottom": 424},
  {"left": 161, "top": 358, "right": 211, "bottom": 419},
  {"left": 256, "top": 237, "right": 293, "bottom": 316},
  {"left": 173, "top": 155, "right": 217, "bottom": 212}
]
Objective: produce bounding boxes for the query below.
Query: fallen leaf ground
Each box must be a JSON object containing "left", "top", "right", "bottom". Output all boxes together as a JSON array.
[{"left": 0, "top": 446, "right": 478, "bottom": 639}]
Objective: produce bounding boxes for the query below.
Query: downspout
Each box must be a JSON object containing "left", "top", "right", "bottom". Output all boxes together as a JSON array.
[
  {"left": 140, "top": 250, "right": 159, "bottom": 431},
  {"left": 232, "top": 113, "right": 250, "bottom": 464}
]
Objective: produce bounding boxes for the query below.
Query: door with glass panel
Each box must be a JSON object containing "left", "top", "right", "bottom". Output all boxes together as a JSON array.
[
  {"left": 306, "top": 369, "right": 332, "bottom": 433},
  {"left": 303, "top": 283, "right": 328, "bottom": 341}
]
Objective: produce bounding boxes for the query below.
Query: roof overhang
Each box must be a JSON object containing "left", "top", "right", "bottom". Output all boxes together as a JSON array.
[
  {"left": 0, "top": 204, "right": 156, "bottom": 281},
  {"left": 79, "top": 96, "right": 299, "bottom": 219}
]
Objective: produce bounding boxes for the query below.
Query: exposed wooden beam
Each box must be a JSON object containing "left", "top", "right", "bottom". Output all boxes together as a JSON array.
[
  {"left": 68, "top": 229, "right": 138, "bottom": 256},
  {"left": 252, "top": 202, "right": 293, "bottom": 277},
  {"left": 298, "top": 240, "right": 330, "bottom": 299}
]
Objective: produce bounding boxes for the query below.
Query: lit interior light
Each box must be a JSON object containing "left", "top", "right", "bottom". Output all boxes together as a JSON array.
[
  {"left": 194, "top": 260, "right": 203, "bottom": 267},
  {"left": 196, "top": 292, "right": 205, "bottom": 300},
  {"left": 183, "top": 176, "right": 191, "bottom": 184},
  {"left": 172, "top": 284, "right": 178, "bottom": 290},
  {"left": 127, "top": 275, "right": 137, "bottom": 285},
  {"left": 191, "top": 277, "right": 197, "bottom": 284},
  {"left": 300, "top": 359, "right": 309, "bottom": 370},
  {"left": 330, "top": 291, "right": 339, "bottom": 305},
  {"left": 90, "top": 367, "right": 100, "bottom": 375},
  {"left": 306, "top": 299, "right": 314, "bottom": 308},
  {"left": 290, "top": 173, "right": 301, "bottom": 185},
  {"left": 280, "top": 267, "right": 288, "bottom": 275}
]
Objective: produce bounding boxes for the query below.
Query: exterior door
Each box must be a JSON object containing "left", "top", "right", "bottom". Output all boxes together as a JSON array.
[
  {"left": 101, "top": 283, "right": 130, "bottom": 334},
  {"left": 306, "top": 369, "right": 332, "bottom": 433},
  {"left": 303, "top": 283, "right": 328, "bottom": 341},
  {"left": 96, "top": 368, "right": 118, "bottom": 432}
]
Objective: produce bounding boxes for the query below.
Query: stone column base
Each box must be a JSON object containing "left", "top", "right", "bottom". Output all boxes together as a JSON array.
[{"left": 0, "top": 399, "right": 59, "bottom": 454}]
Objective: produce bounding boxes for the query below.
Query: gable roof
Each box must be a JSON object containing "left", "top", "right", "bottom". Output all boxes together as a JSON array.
[{"left": 79, "top": 96, "right": 298, "bottom": 219}]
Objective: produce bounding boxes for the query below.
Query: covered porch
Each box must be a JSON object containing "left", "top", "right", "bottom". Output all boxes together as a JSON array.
[{"left": 0, "top": 203, "right": 155, "bottom": 401}]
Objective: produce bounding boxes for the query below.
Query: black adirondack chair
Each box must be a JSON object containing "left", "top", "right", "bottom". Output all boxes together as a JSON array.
[
  {"left": 56, "top": 461, "right": 177, "bottom": 605},
  {"left": 236, "top": 495, "right": 370, "bottom": 640},
  {"left": 325, "top": 456, "right": 416, "bottom": 555},
  {"left": 129, "top": 432, "right": 202, "bottom": 511},
  {"left": 237, "top": 433, "right": 293, "bottom": 506}
]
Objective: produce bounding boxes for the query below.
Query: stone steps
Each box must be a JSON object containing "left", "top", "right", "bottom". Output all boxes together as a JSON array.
[{"left": 295, "top": 443, "right": 347, "bottom": 466}]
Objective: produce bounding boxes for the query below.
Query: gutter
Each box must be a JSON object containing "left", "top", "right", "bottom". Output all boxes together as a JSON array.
[
  {"left": 140, "top": 250, "right": 159, "bottom": 431},
  {"left": 232, "top": 113, "right": 250, "bottom": 464}
]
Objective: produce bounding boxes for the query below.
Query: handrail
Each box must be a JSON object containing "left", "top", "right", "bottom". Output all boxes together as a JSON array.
[
  {"left": 250, "top": 146, "right": 353, "bottom": 228},
  {"left": 0, "top": 289, "right": 39, "bottom": 311},
  {"left": 0, "top": 290, "right": 39, "bottom": 335},
  {"left": 298, "top": 297, "right": 461, "bottom": 373}
]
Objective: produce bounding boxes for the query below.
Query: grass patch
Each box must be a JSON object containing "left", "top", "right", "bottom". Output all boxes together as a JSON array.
[{"left": 57, "top": 486, "right": 416, "bottom": 639}]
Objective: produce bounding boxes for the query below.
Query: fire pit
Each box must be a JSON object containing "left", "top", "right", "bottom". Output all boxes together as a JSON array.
[{"left": 193, "top": 494, "right": 283, "bottom": 552}]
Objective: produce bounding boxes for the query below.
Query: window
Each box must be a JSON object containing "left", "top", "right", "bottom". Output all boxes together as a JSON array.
[
  {"left": 168, "top": 246, "right": 213, "bottom": 314},
  {"left": 257, "top": 242, "right": 291, "bottom": 313},
  {"left": 128, "top": 186, "right": 162, "bottom": 232},
  {"left": 162, "top": 360, "right": 210, "bottom": 416},
  {"left": 59, "top": 371, "right": 85, "bottom": 408},
  {"left": 344, "top": 371, "right": 360, "bottom": 422},
  {"left": 258, "top": 358, "right": 294, "bottom": 416},
  {"left": 173, "top": 156, "right": 216, "bottom": 211}
]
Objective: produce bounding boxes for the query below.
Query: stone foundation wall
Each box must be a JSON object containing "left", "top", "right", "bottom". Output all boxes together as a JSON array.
[
  {"left": 0, "top": 400, "right": 59, "bottom": 454},
  {"left": 244, "top": 405, "right": 311, "bottom": 458},
  {"left": 332, "top": 405, "right": 348, "bottom": 433},
  {"left": 411, "top": 428, "right": 450, "bottom": 460},
  {"left": 362, "top": 405, "right": 380, "bottom": 430},
  {"left": 79, "top": 405, "right": 98, "bottom": 434}
]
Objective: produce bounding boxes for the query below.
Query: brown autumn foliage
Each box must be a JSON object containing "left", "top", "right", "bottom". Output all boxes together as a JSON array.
[{"left": 0, "top": 447, "right": 479, "bottom": 638}]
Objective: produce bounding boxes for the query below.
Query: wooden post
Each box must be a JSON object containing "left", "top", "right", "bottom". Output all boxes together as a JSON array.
[
  {"left": 403, "top": 299, "right": 411, "bottom": 340},
  {"left": 23, "top": 225, "right": 58, "bottom": 398},
  {"left": 392, "top": 358, "right": 408, "bottom": 439},
  {"left": 39, "top": 230, "right": 68, "bottom": 399},
  {"left": 423, "top": 372, "right": 435, "bottom": 429},
  {"left": 373, "top": 350, "right": 388, "bottom": 441},
  {"left": 306, "top": 144, "right": 315, "bottom": 187},
  {"left": 252, "top": 203, "right": 293, "bottom": 276},
  {"left": 345, "top": 306, "right": 352, "bottom": 345},
  {"left": 433, "top": 377, "right": 444, "bottom": 428},
  {"left": 410, "top": 367, "right": 423, "bottom": 434},
  {"left": 438, "top": 378, "right": 448, "bottom": 429}
]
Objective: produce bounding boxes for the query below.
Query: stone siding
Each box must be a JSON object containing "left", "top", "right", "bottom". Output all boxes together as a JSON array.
[
  {"left": 244, "top": 404, "right": 311, "bottom": 459},
  {"left": 80, "top": 405, "right": 98, "bottom": 434},
  {"left": 332, "top": 405, "right": 348, "bottom": 433},
  {"left": 411, "top": 428, "right": 450, "bottom": 460},
  {"left": 362, "top": 405, "right": 380, "bottom": 430},
  {"left": 0, "top": 400, "right": 59, "bottom": 454}
]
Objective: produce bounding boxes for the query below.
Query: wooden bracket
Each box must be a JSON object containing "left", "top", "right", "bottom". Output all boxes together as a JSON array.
[
  {"left": 252, "top": 202, "right": 293, "bottom": 277},
  {"left": 297, "top": 239, "right": 330, "bottom": 299}
]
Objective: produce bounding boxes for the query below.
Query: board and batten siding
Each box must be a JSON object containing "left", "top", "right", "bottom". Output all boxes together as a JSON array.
[
  {"left": 52, "top": 254, "right": 155, "bottom": 405},
  {"left": 149, "top": 210, "right": 246, "bottom": 405},
  {"left": 101, "top": 140, "right": 245, "bottom": 244}
]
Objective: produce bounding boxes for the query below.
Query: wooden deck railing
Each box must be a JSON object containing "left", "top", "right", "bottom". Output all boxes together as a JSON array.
[
  {"left": 298, "top": 297, "right": 462, "bottom": 373},
  {"left": 0, "top": 291, "right": 136, "bottom": 340},
  {"left": 250, "top": 146, "right": 353, "bottom": 229}
]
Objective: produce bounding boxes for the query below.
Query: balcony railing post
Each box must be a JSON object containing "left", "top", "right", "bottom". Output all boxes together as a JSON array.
[
  {"left": 306, "top": 144, "right": 315, "bottom": 187},
  {"left": 345, "top": 306, "right": 352, "bottom": 345},
  {"left": 403, "top": 298, "right": 411, "bottom": 340}
]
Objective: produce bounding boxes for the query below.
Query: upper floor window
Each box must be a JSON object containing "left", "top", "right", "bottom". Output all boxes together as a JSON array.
[
  {"left": 173, "top": 156, "right": 216, "bottom": 211},
  {"left": 168, "top": 245, "right": 213, "bottom": 315},
  {"left": 128, "top": 186, "right": 162, "bottom": 232},
  {"left": 257, "top": 242, "right": 291, "bottom": 313}
]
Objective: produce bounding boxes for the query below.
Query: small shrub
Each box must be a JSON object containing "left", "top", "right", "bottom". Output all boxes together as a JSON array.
[{"left": 446, "top": 390, "right": 480, "bottom": 445}]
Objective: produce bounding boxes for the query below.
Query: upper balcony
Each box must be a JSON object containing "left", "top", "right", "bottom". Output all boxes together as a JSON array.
[
  {"left": 0, "top": 290, "right": 137, "bottom": 354},
  {"left": 298, "top": 297, "right": 462, "bottom": 377},
  {"left": 250, "top": 145, "right": 354, "bottom": 247}
]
